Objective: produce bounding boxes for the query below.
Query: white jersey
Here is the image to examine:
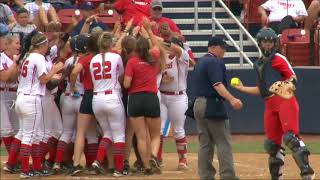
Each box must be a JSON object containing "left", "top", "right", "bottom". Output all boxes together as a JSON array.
[
  {"left": 159, "top": 48, "right": 189, "bottom": 92},
  {"left": 90, "top": 52, "right": 124, "bottom": 94},
  {"left": 64, "top": 56, "right": 84, "bottom": 94},
  {"left": 44, "top": 45, "right": 59, "bottom": 95},
  {"left": 0, "top": 52, "right": 18, "bottom": 89},
  {"left": 261, "top": 0, "right": 307, "bottom": 22},
  {"left": 17, "top": 53, "right": 48, "bottom": 96}
]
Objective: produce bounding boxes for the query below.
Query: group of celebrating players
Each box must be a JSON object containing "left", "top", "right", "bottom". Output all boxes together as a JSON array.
[{"left": 0, "top": 13, "right": 192, "bottom": 178}]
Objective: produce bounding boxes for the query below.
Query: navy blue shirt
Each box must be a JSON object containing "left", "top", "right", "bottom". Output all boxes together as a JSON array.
[
  {"left": 71, "top": 19, "right": 109, "bottom": 37},
  {"left": 193, "top": 52, "right": 227, "bottom": 98}
]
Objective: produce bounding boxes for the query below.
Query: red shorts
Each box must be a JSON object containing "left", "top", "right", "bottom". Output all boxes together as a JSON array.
[{"left": 264, "top": 95, "right": 299, "bottom": 145}]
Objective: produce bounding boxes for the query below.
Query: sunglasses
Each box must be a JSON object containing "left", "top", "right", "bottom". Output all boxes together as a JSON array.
[{"left": 152, "top": 7, "right": 162, "bottom": 11}]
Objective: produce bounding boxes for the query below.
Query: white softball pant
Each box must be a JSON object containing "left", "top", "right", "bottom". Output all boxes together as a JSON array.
[
  {"left": 0, "top": 91, "right": 19, "bottom": 137},
  {"left": 59, "top": 93, "right": 82, "bottom": 143},
  {"left": 92, "top": 93, "right": 126, "bottom": 143},
  {"left": 15, "top": 93, "right": 43, "bottom": 145},
  {"left": 160, "top": 92, "right": 188, "bottom": 139},
  {"left": 37, "top": 94, "right": 63, "bottom": 142}
]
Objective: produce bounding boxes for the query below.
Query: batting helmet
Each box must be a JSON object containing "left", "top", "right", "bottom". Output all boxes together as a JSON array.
[{"left": 71, "top": 34, "right": 90, "bottom": 54}]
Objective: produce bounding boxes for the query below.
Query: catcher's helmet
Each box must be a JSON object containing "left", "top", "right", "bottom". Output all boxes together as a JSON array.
[
  {"left": 256, "top": 28, "right": 278, "bottom": 57},
  {"left": 71, "top": 34, "right": 90, "bottom": 54},
  {"left": 256, "top": 28, "right": 278, "bottom": 43},
  {"left": 0, "top": 23, "right": 8, "bottom": 37}
]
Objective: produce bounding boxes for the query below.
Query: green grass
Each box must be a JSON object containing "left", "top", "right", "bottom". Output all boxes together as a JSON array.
[
  {"left": 1, "top": 141, "right": 319, "bottom": 156},
  {"left": 163, "top": 141, "right": 320, "bottom": 154}
]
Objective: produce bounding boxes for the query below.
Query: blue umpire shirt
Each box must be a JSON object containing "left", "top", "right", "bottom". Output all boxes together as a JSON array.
[{"left": 193, "top": 52, "right": 227, "bottom": 98}]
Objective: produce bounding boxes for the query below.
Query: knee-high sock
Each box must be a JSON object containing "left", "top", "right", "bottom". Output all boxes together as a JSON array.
[
  {"left": 47, "top": 137, "right": 58, "bottom": 162},
  {"left": 96, "top": 138, "right": 112, "bottom": 163},
  {"left": 113, "top": 142, "right": 125, "bottom": 172},
  {"left": 7, "top": 138, "right": 21, "bottom": 166},
  {"left": 20, "top": 144, "right": 32, "bottom": 173},
  {"left": 2, "top": 136, "right": 14, "bottom": 154},
  {"left": 84, "top": 142, "right": 98, "bottom": 166},
  {"left": 176, "top": 137, "right": 187, "bottom": 162},
  {"left": 157, "top": 135, "right": 164, "bottom": 161},
  {"left": 55, "top": 141, "right": 67, "bottom": 163},
  {"left": 31, "top": 144, "right": 42, "bottom": 171}
]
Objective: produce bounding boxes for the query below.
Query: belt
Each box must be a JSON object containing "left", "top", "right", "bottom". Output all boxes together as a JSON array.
[
  {"left": 64, "top": 93, "right": 84, "bottom": 96},
  {"left": 93, "top": 90, "right": 112, "bottom": 95},
  {"left": 160, "top": 91, "right": 184, "bottom": 95},
  {"left": 0, "top": 87, "right": 17, "bottom": 92}
]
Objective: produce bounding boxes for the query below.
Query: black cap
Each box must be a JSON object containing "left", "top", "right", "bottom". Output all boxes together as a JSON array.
[{"left": 208, "top": 36, "right": 231, "bottom": 48}]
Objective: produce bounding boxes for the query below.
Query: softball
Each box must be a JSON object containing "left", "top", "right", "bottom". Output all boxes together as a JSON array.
[{"left": 231, "top": 77, "right": 241, "bottom": 87}]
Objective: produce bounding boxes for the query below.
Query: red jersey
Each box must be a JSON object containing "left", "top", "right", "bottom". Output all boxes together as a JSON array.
[
  {"left": 114, "top": 0, "right": 151, "bottom": 25},
  {"left": 78, "top": 54, "right": 94, "bottom": 90},
  {"left": 125, "top": 49, "right": 160, "bottom": 94},
  {"left": 271, "top": 53, "right": 295, "bottom": 80}
]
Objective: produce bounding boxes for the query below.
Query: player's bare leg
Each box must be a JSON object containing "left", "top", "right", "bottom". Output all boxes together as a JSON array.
[
  {"left": 71, "top": 113, "right": 94, "bottom": 175},
  {"left": 146, "top": 117, "right": 162, "bottom": 174}
]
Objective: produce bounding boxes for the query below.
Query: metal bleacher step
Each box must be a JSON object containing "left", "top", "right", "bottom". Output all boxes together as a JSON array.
[
  {"left": 172, "top": 18, "right": 235, "bottom": 25},
  {"left": 163, "top": 7, "right": 224, "bottom": 13},
  {"left": 194, "top": 52, "right": 260, "bottom": 58},
  {"left": 181, "top": 29, "right": 240, "bottom": 36},
  {"left": 188, "top": 40, "right": 254, "bottom": 47}
]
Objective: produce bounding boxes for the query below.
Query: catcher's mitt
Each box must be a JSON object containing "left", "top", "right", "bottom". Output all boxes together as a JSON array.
[{"left": 269, "top": 80, "right": 296, "bottom": 99}]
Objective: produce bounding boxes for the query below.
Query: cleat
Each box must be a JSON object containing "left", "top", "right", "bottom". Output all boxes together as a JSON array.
[
  {"left": 150, "top": 156, "right": 161, "bottom": 174},
  {"left": 92, "top": 160, "right": 105, "bottom": 175}
]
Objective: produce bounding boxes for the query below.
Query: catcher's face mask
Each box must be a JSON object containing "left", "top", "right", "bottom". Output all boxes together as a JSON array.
[{"left": 260, "top": 39, "right": 275, "bottom": 57}]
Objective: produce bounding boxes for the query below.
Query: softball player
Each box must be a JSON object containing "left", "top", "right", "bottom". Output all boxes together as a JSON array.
[
  {"left": 69, "top": 33, "right": 99, "bottom": 175},
  {"left": 12, "top": 33, "right": 63, "bottom": 178},
  {"left": 37, "top": 45, "right": 64, "bottom": 167},
  {"left": 234, "top": 28, "right": 315, "bottom": 180},
  {"left": 159, "top": 37, "right": 189, "bottom": 170},
  {"left": 53, "top": 36, "right": 84, "bottom": 173},
  {"left": 0, "top": 34, "right": 20, "bottom": 155},
  {"left": 89, "top": 32, "right": 126, "bottom": 177}
]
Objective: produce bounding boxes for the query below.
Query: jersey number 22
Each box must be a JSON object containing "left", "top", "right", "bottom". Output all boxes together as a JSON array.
[{"left": 92, "top": 61, "right": 112, "bottom": 80}]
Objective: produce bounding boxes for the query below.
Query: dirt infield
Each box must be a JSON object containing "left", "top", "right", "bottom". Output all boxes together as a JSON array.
[
  {"left": 1, "top": 153, "right": 319, "bottom": 179},
  {"left": 1, "top": 135, "right": 319, "bottom": 179}
]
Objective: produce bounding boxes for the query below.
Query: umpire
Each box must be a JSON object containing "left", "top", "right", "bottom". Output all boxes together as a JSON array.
[{"left": 192, "top": 36, "right": 242, "bottom": 180}]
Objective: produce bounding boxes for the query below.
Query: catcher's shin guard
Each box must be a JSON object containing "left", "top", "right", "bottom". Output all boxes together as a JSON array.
[
  {"left": 283, "top": 132, "right": 314, "bottom": 178},
  {"left": 264, "top": 139, "right": 285, "bottom": 180}
]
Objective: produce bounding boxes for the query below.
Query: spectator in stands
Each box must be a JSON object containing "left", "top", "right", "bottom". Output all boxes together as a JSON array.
[
  {"left": 12, "top": 8, "right": 36, "bottom": 36},
  {"left": 305, "top": 0, "right": 320, "bottom": 30},
  {"left": 105, "top": 0, "right": 151, "bottom": 25},
  {"left": 49, "top": 0, "right": 76, "bottom": 11},
  {"left": 24, "top": 0, "right": 61, "bottom": 32},
  {"left": 149, "top": 1, "right": 181, "bottom": 39},
  {"left": 70, "top": 2, "right": 110, "bottom": 37},
  {"left": 0, "top": 2, "right": 17, "bottom": 30},
  {"left": 0, "top": 23, "right": 8, "bottom": 52},
  {"left": 258, "top": 0, "right": 308, "bottom": 34}
]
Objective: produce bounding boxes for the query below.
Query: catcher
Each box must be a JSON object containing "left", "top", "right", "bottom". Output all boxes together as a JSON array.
[{"left": 233, "top": 28, "right": 315, "bottom": 180}]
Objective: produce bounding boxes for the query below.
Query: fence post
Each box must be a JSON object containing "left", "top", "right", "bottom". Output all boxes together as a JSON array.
[
  {"left": 194, "top": 0, "right": 199, "bottom": 31},
  {"left": 212, "top": 0, "right": 216, "bottom": 36}
]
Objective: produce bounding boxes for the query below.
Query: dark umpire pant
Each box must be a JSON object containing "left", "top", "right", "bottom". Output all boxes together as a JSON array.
[{"left": 193, "top": 97, "right": 237, "bottom": 180}]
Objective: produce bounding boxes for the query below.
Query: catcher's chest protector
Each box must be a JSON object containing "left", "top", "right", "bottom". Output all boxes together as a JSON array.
[{"left": 254, "top": 52, "right": 282, "bottom": 98}]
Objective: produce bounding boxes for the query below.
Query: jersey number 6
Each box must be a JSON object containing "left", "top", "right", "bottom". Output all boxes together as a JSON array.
[
  {"left": 21, "top": 60, "right": 30, "bottom": 77},
  {"left": 92, "top": 61, "right": 112, "bottom": 80}
]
